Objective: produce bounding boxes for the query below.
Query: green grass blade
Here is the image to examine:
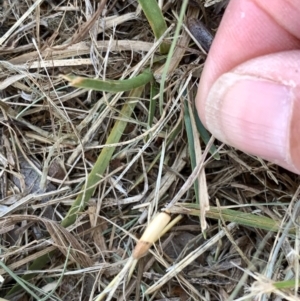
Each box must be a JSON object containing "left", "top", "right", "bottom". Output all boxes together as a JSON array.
[
  {"left": 5, "top": 86, "right": 146, "bottom": 297},
  {"left": 5, "top": 251, "right": 54, "bottom": 297},
  {"left": 0, "top": 260, "right": 40, "bottom": 300},
  {"left": 147, "top": 82, "right": 158, "bottom": 132},
  {"left": 137, "top": 0, "right": 169, "bottom": 54},
  {"left": 158, "top": 0, "right": 188, "bottom": 113},
  {"left": 273, "top": 278, "right": 300, "bottom": 290},
  {"left": 6, "top": 247, "right": 70, "bottom": 300},
  {"left": 194, "top": 109, "right": 220, "bottom": 160},
  {"left": 62, "top": 69, "right": 153, "bottom": 92},
  {"left": 61, "top": 86, "right": 145, "bottom": 228},
  {"left": 183, "top": 99, "right": 200, "bottom": 207},
  {"left": 170, "top": 203, "right": 294, "bottom": 233}
]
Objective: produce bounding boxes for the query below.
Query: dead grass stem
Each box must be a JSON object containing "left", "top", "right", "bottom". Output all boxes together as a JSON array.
[{"left": 0, "top": 0, "right": 299, "bottom": 300}]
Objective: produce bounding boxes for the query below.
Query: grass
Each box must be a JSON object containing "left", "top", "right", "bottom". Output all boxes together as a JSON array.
[{"left": 0, "top": 0, "right": 300, "bottom": 300}]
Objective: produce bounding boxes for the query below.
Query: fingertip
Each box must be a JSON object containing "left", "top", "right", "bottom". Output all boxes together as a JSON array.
[
  {"left": 204, "top": 73, "right": 292, "bottom": 163},
  {"left": 197, "top": 52, "right": 300, "bottom": 174},
  {"left": 198, "top": 0, "right": 300, "bottom": 115},
  {"left": 290, "top": 91, "right": 300, "bottom": 172}
]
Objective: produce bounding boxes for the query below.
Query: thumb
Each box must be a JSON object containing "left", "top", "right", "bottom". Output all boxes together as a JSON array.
[{"left": 199, "top": 51, "right": 300, "bottom": 174}]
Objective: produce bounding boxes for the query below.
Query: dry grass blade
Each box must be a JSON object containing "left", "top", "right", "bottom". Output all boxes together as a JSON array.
[
  {"left": 0, "top": 215, "right": 93, "bottom": 267},
  {"left": 0, "top": 0, "right": 44, "bottom": 46},
  {"left": 154, "top": 5, "right": 200, "bottom": 81},
  {"left": 50, "top": 0, "right": 106, "bottom": 50},
  {"left": 156, "top": 0, "right": 189, "bottom": 113},
  {"left": 2, "top": 0, "right": 299, "bottom": 300},
  {"left": 94, "top": 258, "right": 134, "bottom": 301},
  {"left": 0, "top": 261, "right": 40, "bottom": 300},
  {"left": 185, "top": 92, "right": 210, "bottom": 230},
  {"left": 61, "top": 86, "right": 145, "bottom": 228},
  {"left": 8, "top": 40, "right": 153, "bottom": 65},
  {"left": 166, "top": 135, "right": 216, "bottom": 209},
  {"left": 145, "top": 222, "right": 237, "bottom": 294},
  {"left": 94, "top": 211, "right": 181, "bottom": 301}
]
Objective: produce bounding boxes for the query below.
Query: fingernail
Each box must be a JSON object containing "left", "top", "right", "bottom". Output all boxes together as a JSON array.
[{"left": 205, "top": 72, "right": 295, "bottom": 169}]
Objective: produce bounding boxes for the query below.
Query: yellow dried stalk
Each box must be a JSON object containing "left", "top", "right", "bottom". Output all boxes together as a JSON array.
[
  {"left": 94, "top": 211, "right": 174, "bottom": 301},
  {"left": 132, "top": 211, "right": 171, "bottom": 260}
]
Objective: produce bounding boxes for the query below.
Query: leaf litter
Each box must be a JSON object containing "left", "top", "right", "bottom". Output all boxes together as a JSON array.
[{"left": 0, "top": 0, "right": 300, "bottom": 300}]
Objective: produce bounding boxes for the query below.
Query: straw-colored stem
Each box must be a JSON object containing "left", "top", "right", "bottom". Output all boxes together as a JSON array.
[
  {"left": 94, "top": 257, "right": 134, "bottom": 301},
  {"left": 132, "top": 211, "right": 171, "bottom": 260}
]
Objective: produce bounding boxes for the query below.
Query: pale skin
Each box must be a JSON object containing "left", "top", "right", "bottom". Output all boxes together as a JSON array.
[{"left": 196, "top": 0, "right": 300, "bottom": 174}]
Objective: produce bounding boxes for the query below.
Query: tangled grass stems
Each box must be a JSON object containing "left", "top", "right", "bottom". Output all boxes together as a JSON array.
[{"left": 1, "top": 1, "right": 300, "bottom": 300}]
